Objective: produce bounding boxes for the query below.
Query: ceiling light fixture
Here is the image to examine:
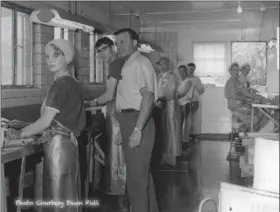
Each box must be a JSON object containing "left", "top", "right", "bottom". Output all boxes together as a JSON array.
[
  {"left": 29, "top": 9, "right": 95, "bottom": 33},
  {"left": 237, "top": 2, "right": 243, "bottom": 14}
]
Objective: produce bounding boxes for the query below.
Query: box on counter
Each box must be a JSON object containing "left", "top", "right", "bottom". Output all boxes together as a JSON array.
[
  {"left": 244, "top": 145, "right": 255, "bottom": 165},
  {"left": 241, "top": 164, "right": 254, "bottom": 178},
  {"left": 242, "top": 138, "right": 255, "bottom": 146}
]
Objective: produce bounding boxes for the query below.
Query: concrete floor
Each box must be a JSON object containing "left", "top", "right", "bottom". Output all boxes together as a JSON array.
[{"left": 92, "top": 140, "right": 246, "bottom": 212}]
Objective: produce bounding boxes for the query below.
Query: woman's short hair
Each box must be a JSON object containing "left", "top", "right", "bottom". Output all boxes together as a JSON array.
[
  {"left": 95, "top": 37, "right": 114, "bottom": 49},
  {"left": 229, "top": 62, "right": 239, "bottom": 71},
  {"left": 187, "top": 63, "right": 196, "bottom": 69},
  {"left": 178, "top": 65, "right": 187, "bottom": 70},
  {"left": 240, "top": 63, "right": 251, "bottom": 71}
]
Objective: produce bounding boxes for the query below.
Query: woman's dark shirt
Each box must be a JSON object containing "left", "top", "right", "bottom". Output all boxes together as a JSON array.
[{"left": 45, "top": 75, "right": 86, "bottom": 136}]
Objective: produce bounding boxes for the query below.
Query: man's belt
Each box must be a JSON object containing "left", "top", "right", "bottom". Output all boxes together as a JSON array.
[{"left": 118, "top": 108, "right": 139, "bottom": 113}]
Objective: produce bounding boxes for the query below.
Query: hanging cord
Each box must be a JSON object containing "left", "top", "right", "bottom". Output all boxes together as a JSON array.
[
  {"left": 241, "top": 11, "right": 247, "bottom": 41},
  {"left": 259, "top": 11, "right": 265, "bottom": 41},
  {"left": 272, "top": 20, "right": 276, "bottom": 38}
]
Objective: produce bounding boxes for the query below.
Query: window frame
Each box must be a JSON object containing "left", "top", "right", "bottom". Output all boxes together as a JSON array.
[
  {"left": 89, "top": 32, "right": 105, "bottom": 85},
  {"left": 1, "top": 2, "right": 34, "bottom": 89},
  {"left": 192, "top": 41, "right": 228, "bottom": 86}
]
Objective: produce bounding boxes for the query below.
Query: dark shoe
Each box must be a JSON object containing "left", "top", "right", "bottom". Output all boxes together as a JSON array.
[{"left": 182, "top": 142, "right": 190, "bottom": 152}]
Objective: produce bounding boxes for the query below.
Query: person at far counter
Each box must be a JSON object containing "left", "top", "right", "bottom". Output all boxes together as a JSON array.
[
  {"left": 7, "top": 39, "right": 86, "bottom": 212},
  {"left": 187, "top": 63, "right": 205, "bottom": 142},
  {"left": 177, "top": 65, "right": 194, "bottom": 151},
  {"left": 87, "top": 36, "right": 130, "bottom": 212}
]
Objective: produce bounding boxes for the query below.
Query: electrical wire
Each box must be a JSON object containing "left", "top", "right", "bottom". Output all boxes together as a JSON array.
[{"left": 259, "top": 11, "right": 265, "bottom": 41}]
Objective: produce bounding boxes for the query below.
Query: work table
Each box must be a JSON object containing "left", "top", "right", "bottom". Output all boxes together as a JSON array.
[{"left": 1, "top": 142, "right": 45, "bottom": 164}]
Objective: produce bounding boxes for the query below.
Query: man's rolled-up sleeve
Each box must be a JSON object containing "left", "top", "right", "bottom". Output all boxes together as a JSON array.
[{"left": 136, "top": 60, "right": 156, "bottom": 94}]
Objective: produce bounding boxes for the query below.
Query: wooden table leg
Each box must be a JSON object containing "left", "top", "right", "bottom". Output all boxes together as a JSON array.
[
  {"left": 1, "top": 164, "right": 8, "bottom": 212},
  {"left": 17, "top": 157, "right": 26, "bottom": 212},
  {"left": 34, "top": 159, "right": 43, "bottom": 212},
  {"left": 85, "top": 136, "right": 90, "bottom": 199},
  {"left": 250, "top": 107, "right": 254, "bottom": 132}
]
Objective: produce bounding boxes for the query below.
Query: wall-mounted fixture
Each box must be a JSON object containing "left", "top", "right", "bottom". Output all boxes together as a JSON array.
[
  {"left": 139, "top": 40, "right": 163, "bottom": 52},
  {"left": 29, "top": 9, "right": 95, "bottom": 33},
  {"left": 138, "top": 44, "right": 155, "bottom": 53}
]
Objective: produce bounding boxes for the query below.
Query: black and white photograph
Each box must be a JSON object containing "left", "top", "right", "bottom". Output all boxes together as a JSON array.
[{"left": 0, "top": 1, "right": 279, "bottom": 212}]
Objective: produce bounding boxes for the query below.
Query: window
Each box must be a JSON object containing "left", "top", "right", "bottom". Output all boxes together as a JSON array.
[
  {"left": 53, "top": 27, "right": 75, "bottom": 76},
  {"left": 54, "top": 27, "right": 73, "bottom": 42},
  {"left": 90, "top": 33, "right": 105, "bottom": 84},
  {"left": 54, "top": 28, "right": 105, "bottom": 84},
  {"left": 193, "top": 42, "right": 227, "bottom": 85},
  {"left": 231, "top": 42, "right": 267, "bottom": 86},
  {"left": 1, "top": 6, "right": 33, "bottom": 87}
]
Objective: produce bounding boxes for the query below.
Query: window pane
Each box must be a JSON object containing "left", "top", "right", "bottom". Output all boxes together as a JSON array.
[
  {"left": 16, "top": 11, "right": 33, "bottom": 86},
  {"left": 231, "top": 42, "right": 267, "bottom": 86},
  {"left": 95, "top": 34, "right": 104, "bottom": 83},
  {"left": 63, "top": 28, "right": 69, "bottom": 40},
  {"left": 194, "top": 43, "right": 225, "bottom": 59},
  {"left": 81, "top": 31, "right": 90, "bottom": 50},
  {"left": 1, "top": 7, "right": 13, "bottom": 85},
  {"left": 89, "top": 33, "right": 95, "bottom": 82},
  {"left": 195, "top": 59, "right": 225, "bottom": 77},
  {"left": 54, "top": 27, "right": 62, "bottom": 39},
  {"left": 193, "top": 42, "right": 227, "bottom": 86}
]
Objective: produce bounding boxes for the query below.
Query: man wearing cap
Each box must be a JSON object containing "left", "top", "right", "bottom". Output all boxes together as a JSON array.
[
  {"left": 114, "top": 28, "right": 159, "bottom": 212},
  {"left": 88, "top": 36, "right": 130, "bottom": 211}
]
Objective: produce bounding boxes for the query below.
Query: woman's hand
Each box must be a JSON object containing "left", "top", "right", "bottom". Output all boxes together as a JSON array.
[{"left": 6, "top": 129, "right": 22, "bottom": 140}]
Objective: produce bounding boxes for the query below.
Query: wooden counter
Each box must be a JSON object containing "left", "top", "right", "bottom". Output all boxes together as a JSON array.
[
  {"left": 2, "top": 142, "right": 45, "bottom": 164},
  {"left": 1, "top": 142, "right": 45, "bottom": 212}
]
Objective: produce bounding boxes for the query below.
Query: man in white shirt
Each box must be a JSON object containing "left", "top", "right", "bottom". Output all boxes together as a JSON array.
[
  {"left": 177, "top": 65, "right": 193, "bottom": 148},
  {"left": 114, "top": 28, "right": 159, "bottom": 212}
]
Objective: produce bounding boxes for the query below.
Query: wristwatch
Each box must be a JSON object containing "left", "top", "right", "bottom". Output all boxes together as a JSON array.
[
  {"left": 95, "top": 98, "right": 99, "bottom": 106},
  {"left": 134, "top": 126, "right": 142, "bottom": 132}
]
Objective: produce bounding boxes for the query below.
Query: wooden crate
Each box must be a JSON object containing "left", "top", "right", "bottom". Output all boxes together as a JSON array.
[{"left": 219, "top": 182, "right": 279, "bottom": 212}]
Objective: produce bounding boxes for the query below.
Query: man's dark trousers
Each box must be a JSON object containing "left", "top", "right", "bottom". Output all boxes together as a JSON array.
[{"left": 117, "top": 111, "right": 159, "bottom": 212}]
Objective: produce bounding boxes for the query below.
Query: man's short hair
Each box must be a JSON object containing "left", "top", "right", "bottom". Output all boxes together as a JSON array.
[
  {"left": 187, "top": 63, "right": 196, "bottom": 69},
  {"left": 178, "top": 65, "right": 187, "bottom": 70},
  {"left": 114, "top": 28, "right": 139, "bottom": 45},
  {"left": 95, "top": 37, "right": 114, "bottom": 49}
]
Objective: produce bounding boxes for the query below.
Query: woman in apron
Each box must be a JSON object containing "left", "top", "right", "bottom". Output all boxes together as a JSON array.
[
  {"left": 156, "top": 57, "right": 182, "bottom": 169},
  {"left": 17, "top": 39, "right": 85, "bottom": 212}
]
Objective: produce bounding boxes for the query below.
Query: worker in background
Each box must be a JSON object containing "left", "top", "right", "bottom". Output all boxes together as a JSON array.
[
  {"left": 87, "top": 36, "right": 129, "bottom": 212},
  {"left": 177, "top": 65, "right": 194, "bottom": 153},
  {"left": 156, "top": 57, "right": 182, "bottom": 170},
  {"left": 187, "top": 63, "right": 205, "bottom": 142}
]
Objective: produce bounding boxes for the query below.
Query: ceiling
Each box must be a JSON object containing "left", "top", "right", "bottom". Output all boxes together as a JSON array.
[{"left": 111, "top": 1, "right": 279, "bottom": 28}]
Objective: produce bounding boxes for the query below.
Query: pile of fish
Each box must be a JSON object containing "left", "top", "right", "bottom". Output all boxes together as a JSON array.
[{"left": 1, "top": 118, "right": 38, "bottom": 148}]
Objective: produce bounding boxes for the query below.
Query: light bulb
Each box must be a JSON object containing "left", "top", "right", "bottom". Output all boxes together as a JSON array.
[{"left": 237, "top": 5, "right": 243, "bottom": 14}]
